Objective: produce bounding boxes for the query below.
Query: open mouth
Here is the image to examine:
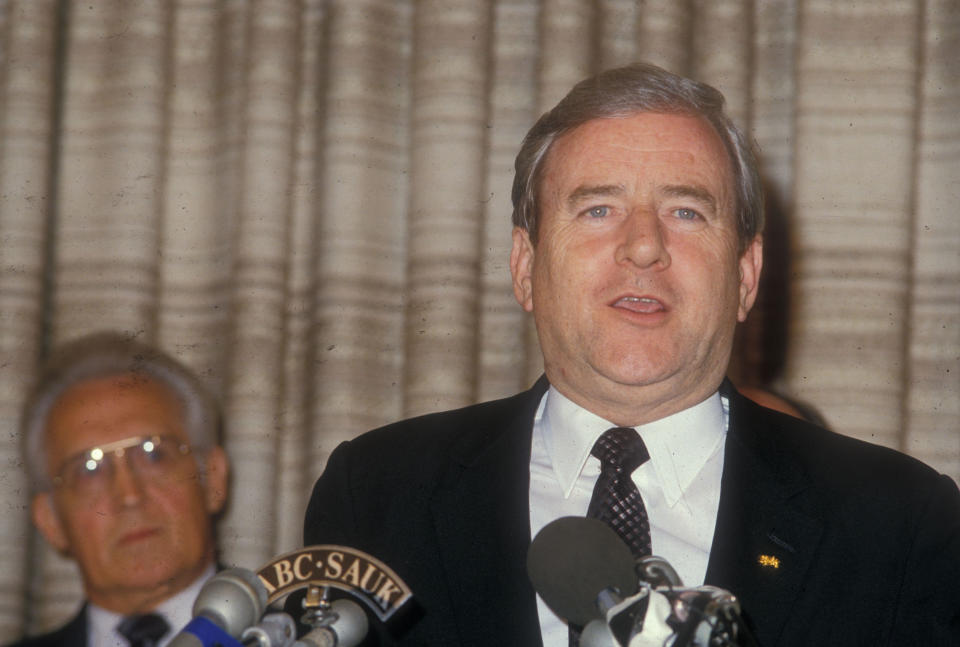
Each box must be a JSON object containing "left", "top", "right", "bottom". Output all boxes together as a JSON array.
[{"left": 612, "top": 296, "right": 665, "bottom": 314}]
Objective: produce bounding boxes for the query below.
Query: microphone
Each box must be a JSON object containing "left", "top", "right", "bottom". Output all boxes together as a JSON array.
[
  {"left": 241, "top": 613, "right": 298, "bottom": 647},
  {"left": 257, "top": 544, "right": 417, "bottom": 642},
  {"left": 528, "top": 517, "right": 757, "bottom": 647},
  {"left": 526, "top": 516, "right": 638, "bottom": 627},
  {"left": 239, "top": 600, "right": 367, "bottom": 647},
  {"left": 168, "top": 567, "right": 269, "bottom": 647},
  {"left": 171, "top": 545, "right": 415, "bottom": 647},
  {"left": 295, "top": 599, "right": 369, "bottom": 647}
]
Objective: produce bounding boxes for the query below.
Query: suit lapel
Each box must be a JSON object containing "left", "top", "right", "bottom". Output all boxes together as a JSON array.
[
  {"left": 70, "top": 608, "right": 88, "bottom": 647},
  {"left": 706, "top": 384, "right": 824, "bottom": 644},
  {"left": 429, "top": 378, "right": 547, "bottom": 647}
]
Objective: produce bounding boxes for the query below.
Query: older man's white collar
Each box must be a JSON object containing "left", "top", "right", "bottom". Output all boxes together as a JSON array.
[{"left": 88, "top": 563, "right": 216, "bottom": 647}]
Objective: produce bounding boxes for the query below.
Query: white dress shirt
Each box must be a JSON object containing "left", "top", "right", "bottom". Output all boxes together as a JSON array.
[
  {"left": 529, "top": 386, "right": 728, "bottom": 646},
  {"left": 87, "top": 563, "right": 215, "bottom": 647}
]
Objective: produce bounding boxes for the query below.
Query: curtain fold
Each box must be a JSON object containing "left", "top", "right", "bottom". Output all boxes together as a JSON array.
[
  {"left": 403, "top": 0, "right": 492, "bottom": 416},
  {"left": 904, "top": 0, "right": 960, "bottom": 475},
  {"left": 788, "top": 0, "right": 922, "bottom": 449},
  {"left": 220, "top": 0, "right": 301, "bottom": 573},
  {"left": 0, "top": 0, "right": 956, "bottom": 639},
  {"left": 477, "top": 0, "right": 538, "bottom": 402},
  {"left": 310, "top": 0, "right": 412, "bottom": 477},
  {"left": 0, "top": 2, "right": 58, "bottom": 637}
]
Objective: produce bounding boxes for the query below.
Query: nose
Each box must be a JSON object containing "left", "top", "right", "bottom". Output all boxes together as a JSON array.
[
  {"left": 614, "top": 211, "right": 671, "bottom": 270},
  {"left": 109, "top": 456, "right": 146, "bottom": 507}
]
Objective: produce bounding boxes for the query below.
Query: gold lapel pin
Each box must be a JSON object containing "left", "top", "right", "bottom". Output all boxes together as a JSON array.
[{"left": 758, "top": 554, "right": 781, "bottom": 569}]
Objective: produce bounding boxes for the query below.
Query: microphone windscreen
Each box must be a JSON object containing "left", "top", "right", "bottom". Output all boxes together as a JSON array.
[
  {"left": 526, "top": 516, "right": 637, "bottom": 627},
  {"left": 192, "top": 567, "right": 268, "bottom": 636},
  {"left": 328, "top": 599, "right": 369, "bottom": 646}
]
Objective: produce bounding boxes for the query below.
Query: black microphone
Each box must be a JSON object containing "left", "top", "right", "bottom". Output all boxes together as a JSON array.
[
  {"left": 168, "top": 567, "right": 269, "bottom": 647},
  {"left": 526, "top": 516, "right": 638, "bottom": 627},
  {"left": 528, "top": 517, "right": 759, "bottom": 647}
]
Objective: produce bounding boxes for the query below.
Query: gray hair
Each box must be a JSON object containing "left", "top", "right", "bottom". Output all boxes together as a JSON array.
[
  {"left": 22, "top": 331, "right": 221, "bottom": 493},
  {"left": 511, "top": 62, "right": 764, "bottom": 252}
]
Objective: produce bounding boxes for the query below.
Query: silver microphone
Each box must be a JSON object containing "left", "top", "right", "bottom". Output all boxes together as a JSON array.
[
  {"left": 296, "top": 599, "right": 369, "bottom": 647},
  {"left": 168, "top": 568, "right": 269, "bottom": 647}
]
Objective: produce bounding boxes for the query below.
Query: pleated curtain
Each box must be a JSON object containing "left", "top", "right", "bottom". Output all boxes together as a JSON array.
[{"left": 0, "top": 0, "right": 956, "bottom": 638}]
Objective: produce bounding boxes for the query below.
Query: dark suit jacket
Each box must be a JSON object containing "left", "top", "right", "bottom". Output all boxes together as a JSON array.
[
  {"left": 7, "top": 607, "right": 86, "bottom": 647},
  {"left": 303, "top": 377, "right": 960, "bottom": 646}
]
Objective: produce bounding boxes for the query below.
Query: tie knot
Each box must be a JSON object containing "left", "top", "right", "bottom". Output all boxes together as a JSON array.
[
  {"left": 591, "top": 427, "right": 649, "bottom": 474},
  {"left": 117, "top": 613, "right": 170, "bottom": 647}
]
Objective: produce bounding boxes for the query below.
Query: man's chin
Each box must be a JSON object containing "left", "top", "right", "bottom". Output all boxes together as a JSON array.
[
  {"left": 107, "top": 560, "right": 194, "bottom": 597},
  {"left": 593, "top": 358, "right": 682, "bottom": 391},
  {"left": 109, "top": 537, "right": 191, "bottom": 582}
]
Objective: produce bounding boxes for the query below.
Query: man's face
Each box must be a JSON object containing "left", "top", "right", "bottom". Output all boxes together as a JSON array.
[
  {"left": 511, "top": 112, "right": 762, "bottom": 424},
  {"left": 32, "top": 374, "right": 228, "bottom": 613}
]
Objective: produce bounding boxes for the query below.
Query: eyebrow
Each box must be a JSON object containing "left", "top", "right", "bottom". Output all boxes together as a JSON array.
[
  {"left": 564, "top": 182, "right": 723, "bottom": 214},
  {"left": 660, "top": 184, "right": 719, "bottom": 212},
  {"left": 565, "top": 184, "right": 625, "bottom": 209}
]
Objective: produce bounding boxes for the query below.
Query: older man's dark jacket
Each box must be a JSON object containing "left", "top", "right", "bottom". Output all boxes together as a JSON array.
[{"left": 8, "top": 608, "right": 85, "bottom": 647}]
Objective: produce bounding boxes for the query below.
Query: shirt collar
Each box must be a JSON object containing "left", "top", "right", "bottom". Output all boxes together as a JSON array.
[
  {"left": 539, "top": 385, "right": 726, "bottom": 506},
  {"left": 88, "top": 563, "right": 216, "bottom": 646}
]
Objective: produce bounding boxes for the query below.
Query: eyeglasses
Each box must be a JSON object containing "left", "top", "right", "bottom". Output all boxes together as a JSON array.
[{"left": 51, "top": 435, "right": 192, "bottom": 496}]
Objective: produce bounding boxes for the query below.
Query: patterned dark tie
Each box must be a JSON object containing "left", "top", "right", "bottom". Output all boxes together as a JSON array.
[
  {"left": 571, "top": 426, "right": 651, "bottom": 646},
  {"left": 117, "top": 613, "right": 170, "bottom": 647},
  {"left": 587, "top": 426, "right": 652, "bottom": 558}
]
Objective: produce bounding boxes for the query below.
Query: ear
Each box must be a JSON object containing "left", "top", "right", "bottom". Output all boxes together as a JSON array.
[
  {"left": 737, "top": 235, "right": 763, "bottom": 322},
  {"left": 510, "top": 227, "right": 535, "bottom": 313},
  {"left": 32, "top": 493, "right": 70, "bottom": 554},
  {"left": 200, "top": 446, "right": 229, "bottom": 514}
]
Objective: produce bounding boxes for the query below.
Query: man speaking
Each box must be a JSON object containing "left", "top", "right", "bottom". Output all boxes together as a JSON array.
[{"left": 303, "top": 63, "right": 960, "bottom": 646}]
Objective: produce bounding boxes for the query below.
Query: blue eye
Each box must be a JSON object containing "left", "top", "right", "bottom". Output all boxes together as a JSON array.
[
  {"left": 587, "top": 206, "right": 608, "bottom": 218},
  {"left": 674, "top": 208, "right": 700, "bottom": 220}
]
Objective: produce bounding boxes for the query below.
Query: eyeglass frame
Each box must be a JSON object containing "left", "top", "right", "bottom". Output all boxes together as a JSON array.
[{"left": 50, "top": 434, "right": 193, "bottom": 492}]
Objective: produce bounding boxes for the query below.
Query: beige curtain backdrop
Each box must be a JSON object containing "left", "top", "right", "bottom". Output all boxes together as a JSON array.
[{"left": 0, "top": 0, "right": 957, "bottom": 639}]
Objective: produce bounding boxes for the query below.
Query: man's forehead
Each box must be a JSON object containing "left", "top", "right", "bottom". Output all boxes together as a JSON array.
[
  {"left": 46, "top": 373, "right": 188, "bottom": 453},
  {"left": 540, "top": 113, "right": 734, "bottom": 205},
  {"left": 551, "top": 113, "right": 727, "bottom": 162}
]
